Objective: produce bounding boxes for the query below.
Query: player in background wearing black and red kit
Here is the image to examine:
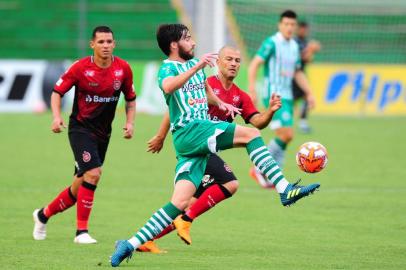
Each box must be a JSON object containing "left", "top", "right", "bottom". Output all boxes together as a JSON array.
[
  {"left": 139, "top": 46, "right": 281, "bottom": 252},
  {"left": 32, "top": 26, "right": 136, "bottom": 244}
]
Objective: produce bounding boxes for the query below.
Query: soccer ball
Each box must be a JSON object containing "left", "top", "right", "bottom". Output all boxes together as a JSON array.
[{"left": 296, "top": 142, "right": 328, "bottom": 173}]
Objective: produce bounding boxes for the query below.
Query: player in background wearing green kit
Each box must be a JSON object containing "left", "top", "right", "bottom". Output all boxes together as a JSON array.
[
  {"left": 110, "top": 24, "right": 320, "bottom": 267},
  {"left": 248, "top": 10, "right": 316, "bottom": 176}
]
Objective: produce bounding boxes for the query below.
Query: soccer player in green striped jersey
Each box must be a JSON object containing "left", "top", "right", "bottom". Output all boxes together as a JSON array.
[
  {"left": 248, "top": 10, "right": 316, "bottom": 171},
  {"left": 110, "top": 24, "right": 320, "bottom": 267}
]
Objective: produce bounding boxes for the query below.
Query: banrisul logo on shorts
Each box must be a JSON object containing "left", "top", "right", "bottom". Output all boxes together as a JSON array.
[{"left": 85, "top": 95, "right": 119, "bottom": 103}]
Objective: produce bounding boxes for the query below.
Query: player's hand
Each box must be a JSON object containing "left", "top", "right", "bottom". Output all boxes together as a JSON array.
[
  {"left": 147, "top": 135, "right": 165, "bottom": 153},
  {"left": 306, "top": 93, "right": 316, "bottom": 109},
  {"left": 51, "top": 117, "right": 66, "bottom": 133},
  {"left": 196, "top": 53, "right": 218, "bottom": 70},
  {"left": 123, "top": 123, "right": 134, "bottom": 139},
  {"left": 218, "top": 102, "right": 241, "bottom": 119},
  {"left": 269, "top": 93, "right": 282, "bottom": 112}
]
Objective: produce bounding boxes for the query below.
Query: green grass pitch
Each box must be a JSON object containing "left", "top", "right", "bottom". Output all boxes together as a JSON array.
[{"left": 0, "top": 113, "right": 405, "bottom": 269}]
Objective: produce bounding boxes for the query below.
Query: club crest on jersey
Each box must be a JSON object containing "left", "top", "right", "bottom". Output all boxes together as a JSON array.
[
  {"left": 114, "top": 69, "right": 123, "bottom": 76},
  {"left": 233, "top": 95, "right": 240, "bottom": 103},
  {"left": 82, "top": 151, "right": 91, "bottom": 163},
  {"left": 213, "top": 88, "right": 220, "bottom": 95},
  {"left": 84, "top": 70, "right": 95, "bottom": 77},
  {"left": 113, "top": 80, "right": 122, "bottom": 90}
]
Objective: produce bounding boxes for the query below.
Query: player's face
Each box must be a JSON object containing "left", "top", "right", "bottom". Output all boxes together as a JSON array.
[
  {"left": 279, "top": 17, "right": 297, "bottom": 40},
  {"left": 218, "top": 48, "right": 241, "bottom": 80},
  {"left": 90, "top": 32, "right": 115, "bottom": 59},
  {"left": 178, "top": 31, "right": 195, "bottom": 60}
]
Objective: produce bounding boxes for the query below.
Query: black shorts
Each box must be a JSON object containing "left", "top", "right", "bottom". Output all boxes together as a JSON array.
[
  {"left": 68, "top": 131, "right": 110, "bottom": 177},
  {"left": 193, "top": 153, "right": 237, "bottom": 198},
  {"left": 292, "top": 78, "right": 305, "bottom": 100}
]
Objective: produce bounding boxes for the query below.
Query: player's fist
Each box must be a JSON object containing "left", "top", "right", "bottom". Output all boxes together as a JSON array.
[
  {"left": 269, "top": 93, "right": 282, "bottom": 113},
  {"left": 123, "top": 123, "right": 134, "bottom": 139},
  {"left": 51, "top": 117, "right": 66, "bottom": 133}
]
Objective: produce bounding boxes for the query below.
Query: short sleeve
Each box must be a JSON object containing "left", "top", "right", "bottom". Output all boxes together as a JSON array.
[
  {"left": 158, "top": 63, "right": 178, "bottom": 90},
  {"left": 53, "top": 60, "right": 79, "bottom": 96},
  {"left": 122, "top": 62, "right": 136, "bottom": 101},
  {"left": 239, "top": 90, "right": 259, "bottom": 123},
  {"left": 256, "top": 38, "right": 275, "bottom": 61}
]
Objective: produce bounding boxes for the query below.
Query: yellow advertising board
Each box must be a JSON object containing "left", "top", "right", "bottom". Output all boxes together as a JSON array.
[{"left": 307, "top": 64, "right": 406, "bottom": 115}]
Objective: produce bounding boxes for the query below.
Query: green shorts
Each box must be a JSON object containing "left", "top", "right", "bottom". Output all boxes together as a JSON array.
[
  {"left": 266, "top": 99, "right": 294, "bottom": 129},
  {"left": 172, "top": 120, "right": 236, "bottom": 188}
]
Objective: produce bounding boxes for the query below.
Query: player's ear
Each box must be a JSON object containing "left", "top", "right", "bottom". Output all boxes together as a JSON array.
[
  {"left": 90, "top": 39, "right": 95, "bottom": 49},
  {"left": 170, "top": 41, "right": 178, "bottom": 52}
]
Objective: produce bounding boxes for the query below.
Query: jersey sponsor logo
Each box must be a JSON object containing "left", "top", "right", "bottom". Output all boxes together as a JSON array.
[
  {"left": 182, "top": 82, "right": 205, "bottom": 92},
  {"left": 88, "top": 82, "right": 99, "bottom": 87},
  {"left": 114, "top": 69, "right": 123, "bottom": 77},
  {"left": 85, "top": 94, "right": 119, "bottom": 103},
  {"left": 188, "top": 97, "right": 207, "bottom": 106},
  {"left": 113, "top": 80, "right": 121, "bottom": 90},
  {"left": 82, "top": 151, "right": 91, "bottom": 163},
  {"left": 84, "top": 70, "right": 95, "bottom": 77},
  {"left": 201, "top": 174, "right": 214, "bottom": 187}
]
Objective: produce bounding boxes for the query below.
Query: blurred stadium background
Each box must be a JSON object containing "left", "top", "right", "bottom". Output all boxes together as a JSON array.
[{"left": 1, "top": 1, "right": 405, "bottom": 269}]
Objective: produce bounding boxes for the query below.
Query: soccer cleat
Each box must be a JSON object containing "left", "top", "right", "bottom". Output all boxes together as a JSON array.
[
  {"left": 32, "top": 209, "right": 47, "bottom": 240},
  {"left": 249, "top": 167, "right": 275, "bottom": 189},
  {"left": 110, "top": 240, "right": 134, "bottom": 267},
  {"left": 173, "top": 216, "right": 192, "bottom": 245},
  {"left": 136, "top": 240, "right": 166, "bottom": 254},
  {"left": 73, "top": 233, "right": 97, "bottom": 244},
  {"left": 280, "top": 180, "right": 320, "bottom": 207}
]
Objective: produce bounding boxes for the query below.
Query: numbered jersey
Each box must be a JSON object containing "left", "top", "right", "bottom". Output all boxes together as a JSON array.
[
  {"left": 158, "top": 58, "right": 208, "bottom": 132},
  {"left": 256, "top": 32, "right": 301, "bottom": 101},
  {"left": 54, "top": 56, "right": 136, "bottom": 140}
]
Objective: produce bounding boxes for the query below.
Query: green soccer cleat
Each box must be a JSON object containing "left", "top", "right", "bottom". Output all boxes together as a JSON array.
[
  {"left": 280, "top": 180, "right": 320, "bottom": 206},
  {"left": 110, "top": 240, "right": 134, "bottom": 267}
]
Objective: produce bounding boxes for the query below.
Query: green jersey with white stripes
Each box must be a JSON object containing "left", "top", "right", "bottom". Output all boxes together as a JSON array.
[
  {"left": 158, "top": 58, "right": 208, "bottom": 132},
  {"left": 256, "top": 32, "right": 301, "bottom": 101}
]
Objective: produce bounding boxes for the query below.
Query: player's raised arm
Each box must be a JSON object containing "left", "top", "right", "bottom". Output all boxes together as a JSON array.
[
  {"left": 147, "top": 112, "right": 170, "bottom": 153},
  {"left": 249, "top": 93, "right": 282, "bottom": 129},
  {"left": 161, "top": 53, "right": 218, "bottom": 94}
]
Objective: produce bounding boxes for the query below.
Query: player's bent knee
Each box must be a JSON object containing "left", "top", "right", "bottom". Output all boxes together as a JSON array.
[
  {"left": 84, "top": 167, "right": 102, "bottom": 184},
  {"left": 223, "top": 180, "right": 239, "bottom": 195}
]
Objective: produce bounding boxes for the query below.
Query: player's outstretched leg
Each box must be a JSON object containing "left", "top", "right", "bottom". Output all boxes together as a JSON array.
[
  {"left": 33, "top": 186, "right": 77, "bottom": 240},
  {"left": 110, "top": 202, "right": 182, "bottom": 267},
  {"left": 246, "top": 136, "right": 320, "bottom": 206}
]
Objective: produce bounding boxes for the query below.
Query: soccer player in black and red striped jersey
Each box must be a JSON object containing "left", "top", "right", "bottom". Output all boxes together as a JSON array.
[
  {"left": 32, "top": 26, "right": 136, "bottom": 244},
  {"left": 141, "top": 46, "right": 281, "bottom": 251}
]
